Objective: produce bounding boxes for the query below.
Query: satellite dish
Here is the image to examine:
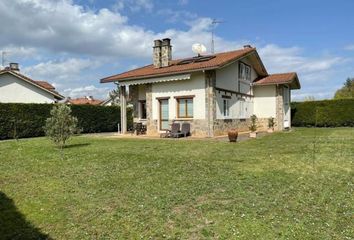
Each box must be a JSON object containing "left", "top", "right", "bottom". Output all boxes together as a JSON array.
[{"left": 192, "top": 43, "right": 207, "bottom": 56}]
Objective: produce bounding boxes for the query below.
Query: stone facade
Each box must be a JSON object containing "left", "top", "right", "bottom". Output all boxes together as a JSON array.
[
  {"left": 205, "top": 70, "right": 216, "bottom": 137},
  {"left": 275, "top": 85, "right": 284, "bottom": 131},
  {"left": 145, "top": 84, "right": 159, "bottom": 136},
  {"left": 213, "top": 118, "right": 268, "bottom": 136},
  {"left": 161, "top": 40, "right": 172, "bottom": 67}
]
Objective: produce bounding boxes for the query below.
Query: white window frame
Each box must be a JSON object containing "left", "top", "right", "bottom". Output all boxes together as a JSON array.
[
  {"left": 239, "top": 62, "right": 251, "bottom": 81},
  {"left": 238, "top": 98, "right": 247, "bottom": 119},
  {"left": 222, "top": 99, "right": 230, "bottom": 117}
]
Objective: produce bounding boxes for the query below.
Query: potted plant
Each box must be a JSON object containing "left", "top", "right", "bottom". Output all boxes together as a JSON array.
[
  {"left": 249, "top": 114, "right": 258, "bottom": 138},
  {"left": 267, "top": 117, "right": 275, "bottom": 133},
  {"left": 228, "top": 129, "right": 238, "bottom": 142}
]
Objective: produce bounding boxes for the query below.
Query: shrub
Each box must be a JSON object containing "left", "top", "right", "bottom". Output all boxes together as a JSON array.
[
  {"left": 249, "top": 114, "right": 258, "bottom": 132},
  {"left": 44, "top": 104, "right": 79, "bottom": 149},
  {"left": 291, "top": 99, "right": 354, "bottom": 127},
  {"left": 268, "top": 117, "right": 275, "bottom": 129},
  {"left": 0, "top": 103, "right": 133, "bottom": 140}
]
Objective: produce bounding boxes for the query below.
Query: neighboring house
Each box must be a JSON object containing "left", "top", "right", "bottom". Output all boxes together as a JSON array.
[
  {"left": 0, "top": 63, "right": 64, "bottom": 103},
  {"left": 65, "top": 96, "right": 103, "bottom": 105},
  {"left": 100, "top": 98, "right": 114, "bottom": 106},
  {"left": 101, "top": 38, "right": 300, "bottom": 137}
]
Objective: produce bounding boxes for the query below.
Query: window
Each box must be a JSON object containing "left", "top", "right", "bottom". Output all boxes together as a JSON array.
[
  {"left": 239, "top": 62, "right": 251, "bottom": 81},
  {"left": 139, "top": 100, "right": 147, "bottom": 119},
  {"left": 238, "top": 98, "right": 246, "bottom": 119},
  {"left": 222, "top": 99, "right": 229, "bottom": 117},
  {"left": 159, "top": 99, "right": 169, "bottom": 130},
  {"left": 177, "top": 97, "right": 194, "bottom": 118}
]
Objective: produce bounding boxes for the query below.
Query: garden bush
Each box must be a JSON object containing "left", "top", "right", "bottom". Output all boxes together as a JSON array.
[
  {"left": 0, "top": 103, "right": 132, "bottom": 139},
  {"left": 291, "top": 99, "right": 354, "bottom": 127}
]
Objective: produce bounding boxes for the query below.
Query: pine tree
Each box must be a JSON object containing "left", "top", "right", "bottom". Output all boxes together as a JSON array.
[{"left": 334, "top": 78, "right": 354, "bottom": 99}]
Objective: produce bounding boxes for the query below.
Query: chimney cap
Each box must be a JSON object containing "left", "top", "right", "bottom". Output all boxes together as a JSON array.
[
  {"left": 154, "top": 39, "right": 162, "bottom": 47},
  {"left": 243, "top": 44, "right": 252, "bottom": 49},
  {"left": 9, "top": 62, "right": 20, "bottom": 71},
  {"left": 162, "top": 38, "right": 171, "bottom": 46}
]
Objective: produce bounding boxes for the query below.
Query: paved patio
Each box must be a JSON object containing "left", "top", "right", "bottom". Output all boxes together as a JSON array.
[{"left": 84, "top": 131, "right": 270, "bottom": 142}]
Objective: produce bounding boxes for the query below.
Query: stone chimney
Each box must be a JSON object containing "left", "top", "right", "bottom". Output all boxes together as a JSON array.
[
  {"left": 161, "top": 38, "right": 172, "bottom": 67},
  {"left": 153, "top": 39, "right": 162, "bottom": 68}
]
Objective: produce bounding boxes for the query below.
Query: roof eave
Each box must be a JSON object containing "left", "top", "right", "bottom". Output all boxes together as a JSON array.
[{"left": 100, "top": 67, "right": 216, "bottom": 83}]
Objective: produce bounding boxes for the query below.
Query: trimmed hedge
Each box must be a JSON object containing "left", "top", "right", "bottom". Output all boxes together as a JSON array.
[
  {"left": 291, "top": 99, "right": 354, "bottom": 127},
  {"left": 0, "top": 103, "right": 132, "bottom": 140}
]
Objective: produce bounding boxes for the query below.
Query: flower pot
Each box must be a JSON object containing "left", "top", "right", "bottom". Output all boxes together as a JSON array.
[
  {"left": 228, "top": 129, "right": 238, "bottom": 142},
  {"left": 249, "top": 132, "right": 257, "bottom": 138},
  {"left": 267, "top": 128, "right": 274, "bottom": 133}
]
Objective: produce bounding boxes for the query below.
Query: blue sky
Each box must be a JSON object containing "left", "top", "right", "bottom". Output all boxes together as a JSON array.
[{"left": 0, "top": 0, "right": 353, "bottom": 100}]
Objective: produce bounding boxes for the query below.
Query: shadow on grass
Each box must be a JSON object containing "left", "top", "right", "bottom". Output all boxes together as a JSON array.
[
  {"left": 64, "top": 143, "right": 91, "bottom": 149},
  {"left": 0, "top": 192, "right": 51, "bottom": 239}
]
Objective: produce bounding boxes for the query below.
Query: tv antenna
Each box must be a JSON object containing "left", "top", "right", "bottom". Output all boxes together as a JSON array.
[{"left": 211, "top": 18, "right": 224, "bottom": 54}]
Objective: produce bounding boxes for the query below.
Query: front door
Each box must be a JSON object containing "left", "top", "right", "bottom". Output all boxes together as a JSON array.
[
  {"left": 159, "top": 99, "right": 169, "bottom": 130},
  {"left": 283, "top": 86, "right": 290, "bottom": 128}
]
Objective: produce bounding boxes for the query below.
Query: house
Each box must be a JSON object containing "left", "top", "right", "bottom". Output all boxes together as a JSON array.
[
  {"left": 65, "top": 96, "right": 103, "bottom": 105},
  {"left": 100, "top": 39, "right": 300, "bottom": 137},
  {"left": 0, "top": 63, "right": 64, "bottom": 103}
]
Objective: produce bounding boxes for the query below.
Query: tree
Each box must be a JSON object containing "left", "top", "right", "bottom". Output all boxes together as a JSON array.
[
  {"left": 108, "top": 85, "right": 120, "bottom": 106},
  {"left": 44, "top": 104, "right": 79, "bottom": 149},
  {"left": 334, "top": 78, "right": 354, "bottom": 99}
]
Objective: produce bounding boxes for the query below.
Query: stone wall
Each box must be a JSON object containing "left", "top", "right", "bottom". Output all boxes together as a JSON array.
[
  {"left": 213, "top": 117, "right": 268, "bottom": 136},
  {"left": 205, "top": 70, "right": 216, "bottom": 137},
  {"left": 275, "top": 85, "right": 284, "bottom": 131},
  {"left": 145, "top": 84, "right": 159, "bottom": 136}
]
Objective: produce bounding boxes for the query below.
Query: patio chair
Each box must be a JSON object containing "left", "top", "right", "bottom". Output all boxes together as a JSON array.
[
  {"left": 166, "top": 122, "right": 180, "bottom": 138},
  {"left": 173, "top": 122, "right": 191, "bottom": 138}
]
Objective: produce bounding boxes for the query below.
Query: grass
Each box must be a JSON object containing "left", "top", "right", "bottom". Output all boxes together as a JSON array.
[{"left": 0, "top": 128, "right": 353, "bottom": 239}]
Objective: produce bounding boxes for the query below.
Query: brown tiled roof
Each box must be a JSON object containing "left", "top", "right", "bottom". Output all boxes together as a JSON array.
[
  {"left": 65, "top": 97, "right": 103, "bottom": 105},
  {"left": 35, "top": 81, "right": 55, "bottom": 90},
  {"left": 0, "top": 69, "right": 64, "bottom": 99},
  {"left": 101, "top": 48, "right": 264, "bottom": 83},
  {"left": 254, "top": 72, "right": 301, "bottom": 89}
]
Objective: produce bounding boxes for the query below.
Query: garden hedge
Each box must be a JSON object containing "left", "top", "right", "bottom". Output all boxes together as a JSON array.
[
  {"left": 291, "top": 99, "right": 354, "bottom": 127},
  {"left": 0, "top": 103, "right": 133, "bottom": 140}
]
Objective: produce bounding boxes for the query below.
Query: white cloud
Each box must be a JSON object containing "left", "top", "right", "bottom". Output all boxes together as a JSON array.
[
  {"left": 178, "top": 0, "right": 189, "bottom": 5},
  {"left": 115, "top": 0, "right": 154, "bottom": 12},
  {"left": 157, "top": 9, "right": 197, "bottom": 23},
  {"left": 63, "top": 85, "right": 110, "bottom": 99},
  {"left": 22, "top": 58, "right": 100, "bottom": 82},
  {"left": 258, "top": 44, "right": 348, "bottom": 100},
  {"left": 344, "top": 44, "right": 354, "bottom": 51}
]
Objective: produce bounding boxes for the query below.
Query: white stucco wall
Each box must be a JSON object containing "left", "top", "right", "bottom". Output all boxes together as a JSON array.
[
  {"left": 215, "top": 92, "right": 253, "bottom": 119},
  {"left": 151, "top": 72, "right": 205, "bottom": 120},
  {"left": 0, "top": 73, "right": 56, "bottom": 103},
  {"left": 253, "top": 85, "right": 276, "bottom": 118},
  {"left": 215, "top": 57, "right": 258, "bottom": 95}
]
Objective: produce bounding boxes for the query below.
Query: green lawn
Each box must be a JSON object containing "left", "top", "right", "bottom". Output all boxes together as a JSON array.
[{"left": 0, "top": 128, "right": 353, "bottom": 239}]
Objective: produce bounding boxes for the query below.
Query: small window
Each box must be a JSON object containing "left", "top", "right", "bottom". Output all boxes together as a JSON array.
[
  {"left": 139, "top": 100, "right": 147, "bottom": 119},
  {"left": 177, "top": 98, "right": 193, "bottom": 118},
  {"left": 222, "top": 99, "right": 229, "bottom": 117}
]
